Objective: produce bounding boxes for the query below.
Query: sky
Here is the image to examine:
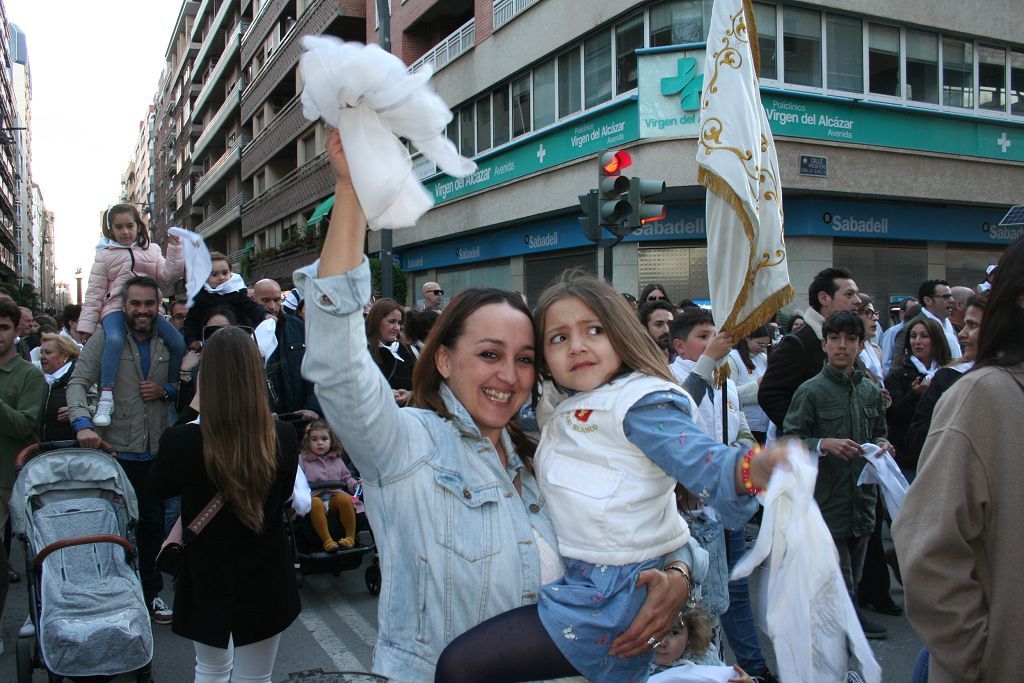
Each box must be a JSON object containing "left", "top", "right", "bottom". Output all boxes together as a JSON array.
[{"left": 7, "top": 0, "right": 184, "bottom": 301}]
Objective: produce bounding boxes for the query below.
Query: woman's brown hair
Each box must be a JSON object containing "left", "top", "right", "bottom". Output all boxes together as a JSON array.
[
  {"left": 902, "top": 315, "right": 952, "bottom": 368},
  {"left": 411, "top": 288, "right": 537, "bottom": 463},
  {"left": 365, "top": 298, "right": 404, "bottom": 364},
  {"left": 199, "top": 326, "right": 278, "bottom": 532},
  {"left": 976, "top": 236, "right": 1024, "bottom": 368},
  {"left": 533, "top": 270, "right": 676, "bottom": 385}
]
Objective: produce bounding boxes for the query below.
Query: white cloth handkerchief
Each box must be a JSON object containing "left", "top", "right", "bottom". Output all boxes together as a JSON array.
[
  {"left": 168, "top": 227, "right": 211, "bottom": 308},
  {"left": 857, "top": 443, "right": 910, "bottom": 519}
]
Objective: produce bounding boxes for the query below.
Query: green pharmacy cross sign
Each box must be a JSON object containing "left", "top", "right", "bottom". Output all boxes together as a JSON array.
[{"left": 661, "top": 57, "right": 703, "bottom": 112}]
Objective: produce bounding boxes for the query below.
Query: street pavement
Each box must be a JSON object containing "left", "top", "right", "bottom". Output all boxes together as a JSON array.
[{"left": 2, "top": 543, "right": 922, "bottom": 682}]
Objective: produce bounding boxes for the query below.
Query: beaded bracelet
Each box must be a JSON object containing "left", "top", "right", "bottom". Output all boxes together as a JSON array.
[{"left": 741, "top": 448, "right": 761, "bottom": 496}]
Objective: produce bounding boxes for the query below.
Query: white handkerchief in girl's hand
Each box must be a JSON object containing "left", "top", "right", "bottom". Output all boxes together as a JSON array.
[
  {"left": 298, "top": 35, "right": 476, "bottom": 231},
  {"left": 857, "top": 443, "right": 910, "bottom": 519}
]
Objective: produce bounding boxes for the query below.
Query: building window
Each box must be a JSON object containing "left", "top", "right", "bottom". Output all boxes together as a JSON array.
[
  {"left": 783, "top": 7, "right": 822, "bottom": 87},
  {"left": 301, "top": 133, "right": 316, "bottom": 163},
  {"left": 868, "top": 24, "right": 900, "bottom": 97},
  {"left": 493, "top": 85, "right": 511, "bottom": 146},
  {"left": 460, "top": 107, "right": 475, "bottom": 156},
  {"left": 533, "top": 59, "right": 556, "bottom": 130},
  {"left": 511, "top": 74, "right": 531, "bottom": 138},
  {"left": 753, "top": 3, "right": 777, "bottom": 80},
  {"left": 475, "top": 97, "right": 492, "bottom": 152},
  {"left": 978, "top": 45, "right": 1006, "bottom": 112},
  {"left": 649, "top": 0, "right": 711, "bottom": 47},
  {"left": 826, "top": 14, "right": 862, "bottom": 92},
  {"left": 942, "top": 37, "right": 974, "bottom": 108},
  {"left": 615, "top": 14, "right": 644, "bottom": 94},
  {"left": 557, "top": 48, "right": 582, "bottom": 117},
  {"left": 446, "top": 119, "right": 458, "bottom": 146},
  {"left": 1012, "top": 49, "right": 1024, "bottom": 116},
  {"left": 584, "top": 29, "right": 612, "bottom": 108},
  {"left": 907, "top": 29, "right": 939, "bottom": 104}
]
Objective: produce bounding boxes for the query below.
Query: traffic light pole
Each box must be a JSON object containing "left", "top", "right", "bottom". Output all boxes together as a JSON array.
[
  {"left": 377, "top": 0, "right": 394, "bottom": 299},
  {"left": 602, "top": 236, "right": 623, "bottom": 285}
]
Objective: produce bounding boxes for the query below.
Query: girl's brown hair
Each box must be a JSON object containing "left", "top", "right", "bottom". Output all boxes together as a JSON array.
[
  {"left": 103, "top": 203, "right": 151, "bottom": 249},
  {"left": 301, "top": 419, "right": 343, "bottom": 455},
  {"left": 680, "top": 606, "right": 712, "bottom": 658},
  {"left": 533, "top": 270, "right": 676, "bottom": 385},
  {"left": 199, "top": 326, "right": 278, "bottom": 532},
  {"left": 411, "top": 288, "right": 537, "bottom": 464},
  {"left": 365, "top": 298, "right": 404, "bottom": 364}
]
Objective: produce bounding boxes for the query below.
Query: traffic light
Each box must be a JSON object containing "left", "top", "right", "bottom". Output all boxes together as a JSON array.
[
  {"left": 578, "top": 191, "right": 602, "bottom": 243},
  {"left": 598, "top": 149, "right": 632, "bottom": 227},
  {"left": 629, "top": 177, "right": 666, "bottom": 227}
]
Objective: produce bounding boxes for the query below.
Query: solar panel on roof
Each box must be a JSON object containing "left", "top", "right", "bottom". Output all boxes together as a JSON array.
[{"left": 999, "top": 204, "right": 1024, "bottom": 226}]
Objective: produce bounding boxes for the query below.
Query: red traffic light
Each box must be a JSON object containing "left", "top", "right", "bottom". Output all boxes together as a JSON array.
[{"left": 599, "top": 150, "right": 632, "bottom": 175}]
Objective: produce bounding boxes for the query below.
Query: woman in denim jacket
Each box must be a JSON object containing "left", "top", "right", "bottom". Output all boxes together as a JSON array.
[{"left": 294, "top": 130, "right": 694, "bottom": 682}]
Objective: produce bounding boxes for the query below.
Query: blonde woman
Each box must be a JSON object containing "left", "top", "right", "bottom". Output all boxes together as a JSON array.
[
  {"left": 38, "top": 332, "right": 82, "bottom": 441},
  {"left": 153, "top": 326, "right": 300, "bottom": 682}
]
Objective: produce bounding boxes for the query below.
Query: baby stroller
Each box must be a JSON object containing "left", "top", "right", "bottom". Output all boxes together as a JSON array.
[{"left": 10, "top": 441, "right": 154, "bottom": 683}]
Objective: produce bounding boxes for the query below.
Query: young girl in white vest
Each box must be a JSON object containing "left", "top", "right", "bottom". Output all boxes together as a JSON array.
[
  {"left": 434, "top": 273, "right": 783, "bottom": 683},
  {"left": 78, "top": 204, "right": 186, "bottom": 426}
]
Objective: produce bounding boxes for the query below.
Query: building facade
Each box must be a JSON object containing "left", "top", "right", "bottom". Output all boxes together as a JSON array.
[
  {"left": 361, "top": 0, "right": 1023, "bottom": 310},
  {"left": 0, "top": 3, "right": 18, "bottom": 286},
  {"left": 121, "top": 105, "right": 155, "bottom": 214}
]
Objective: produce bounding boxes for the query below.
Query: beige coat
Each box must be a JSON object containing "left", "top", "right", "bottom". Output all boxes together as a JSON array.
[{"left": 892, "top": 361, "right": 1024, "bottom": 682}]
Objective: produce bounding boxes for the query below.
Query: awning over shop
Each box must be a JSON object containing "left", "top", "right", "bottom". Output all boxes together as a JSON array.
[{"left": 306, "top": 196, "right": 335, "bottom": 227}]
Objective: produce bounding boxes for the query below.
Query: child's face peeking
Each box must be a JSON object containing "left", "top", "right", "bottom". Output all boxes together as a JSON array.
[
  {"left": 308, "top": 429, "right": 332, "bottom": 456},
  {"left": 542, "top": 296, "right": 622, "bottom": 392},
  {"left": 653, "top": 621, "right": 689, "bottom": 666},
  {"left": 207, "top": 260, "right": 232, "bottom": 287},
  {"left": 109, "top": 212, "right": 139, "bottom": 246},
  {"left": 673, "top": 322, "right": 716, "bottom": 362}
]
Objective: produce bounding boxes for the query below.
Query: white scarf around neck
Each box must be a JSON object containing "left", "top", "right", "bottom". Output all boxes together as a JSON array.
[
  {"left": 380, "top": 341, "right": 404, "bottom": 361},
  {"left": 44, "top": 361, "right": 73, "bottom": 387},
  {"left": 910, "top": 355, "right": 939, "bottom": 381}
]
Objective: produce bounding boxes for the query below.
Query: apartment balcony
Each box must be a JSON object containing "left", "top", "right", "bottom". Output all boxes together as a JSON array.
[
  {"left": 248, "top": 242, "right": 319, "bottom": 284},
  {"left": 241, "top": 153, "right": 333, "bottom": 237},
  {"left": 493, "top": 0, "right": 544, "bottom": 30},
  {"left": 410, "top": 18, "right": 475, "bottom": 75},
  {"left": 241, "top": 0, "right": 337, "bottom": 122},
  {"left": 240, "top": 94, "right": 310, "bottom": 179},
  {"left": 226, "top": 247, "right": 248, "bottom": 268},
  {"left": 193, "top": 0, "right": 235, "bottom": 76},
  {"left": 242, "top": 0, "right": 289, "bottom": 65},
  {"left": 193, "top": 78, "right": 244, "bottom": 160},
  {"left": 190, "top": 0, "right": 212, "bottom": 42},
  {"left": 193, "top": 134, "right": 250, "bottom": 202},
  {"left": 193, "top": 21, "right": 245, "bottom": 117},
  {"left": 196, "top": 190, "right": 251, "bottom": 238}
]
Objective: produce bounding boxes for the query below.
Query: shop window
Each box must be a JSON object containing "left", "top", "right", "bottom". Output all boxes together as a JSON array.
[
  {"left": 475, "top": 97, "right": 492, "bottom": 153},
  {"left": 783, "top": 7, "right": 822, "bottom": 87},
  {"left": 460, "top": 107, "right": 475, "bottom": 156},
  {"left": 753, "top": 3, "right": 777, "bottom": 80},
  {"left": 558, "top": 48, "right": 582, "bottom": 118},
  {"left": 638, "top": 246, "right": 710, "bottom": 303},
  {"left": 533, "top": 59, "right": 556, "bottom": 130},
  {"left": 615, "top": 14, "right": 645, "bottom": 94},
  {"left": 649, "top": 0, "right": 712, "bottom": 47},
  {"left": 584, "top": 29, "right": 612, "bottom": 109},
  {"left": 1012, "top": 50, "right": 1024, "bottom": 116},
  {"left": 826, "top": 14, "right": 863, "bottom": 92},
  {"left": 833, "top": 241, "right": 927, "bottom": 314},
  {"left": 978, "top": 45, "right": 1006, "bottom": 112},
  {"left": 868, "top": 24, "right": 900, "bottom": 97},
  {"left": 525, "top": 252, "right": 597, "bottom": 305},
  {"left": 942, "top": 38, "right": 974, "bottom": 109},
  {"left": 511, "top": 74, "right": 532, "bottom": 138},
  {"left": 907, "top": 30, "right": 939, "bottom": 104},
  {"left": 945, "top": 246, "right": 1005, "bottom": 289},
  {"left": 493, "top": 86, "right": 511, "bottom": 146}
]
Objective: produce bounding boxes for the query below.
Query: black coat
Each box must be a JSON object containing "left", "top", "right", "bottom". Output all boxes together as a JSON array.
[
  {"left": 884, "top": 357, "right": 927, "bottom": 470},
  {"left": 266, "top": 313, "right": 320, "bottom": 414},
  {"left": 152, "top": 421, "right": 300, "bottom": 647},
  {"left": 758, "top": 323, "right": 826, "bottom": 430},
  {"left": 901, "top": 365, "right": 965, "bottom": 471},
  {"left": 40, "top": 363, "right": 75, "bottom": 442},
  {"left": 372, "top": 342, "right": 416, "bottom": 391},
  {"left": 182, "top": 289, "right": 268, "bottom": 346}
]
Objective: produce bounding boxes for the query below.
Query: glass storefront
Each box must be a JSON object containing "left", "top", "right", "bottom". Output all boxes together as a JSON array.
[
  {"left": 833, "top": 240, "right": 927, "bottom": 319},
  {"left": 945, "top": 244, "right": 1005, "bottom": 289},
  {"left": 524, "top": 251, "right": 597, "bottom": 305},
  {"left": 638, "top": 245, "right": 710, "bottom": 304}
]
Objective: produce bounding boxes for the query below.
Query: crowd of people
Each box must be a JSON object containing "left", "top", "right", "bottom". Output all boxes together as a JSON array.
[{"left": 0, "top": 138, "right": 1019, "bottom": 683}]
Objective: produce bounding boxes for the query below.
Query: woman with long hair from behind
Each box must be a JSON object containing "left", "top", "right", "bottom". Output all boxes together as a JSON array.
[
  {"left": 893, "top": 236, "right": 1024, "bottom": 683},
  {"left": 153, "top": 326, "right": 300, "bottom": 682}
]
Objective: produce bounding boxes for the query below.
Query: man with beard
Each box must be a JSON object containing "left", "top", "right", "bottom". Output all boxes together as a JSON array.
[
  {"left": 67, "top": 276, "right": 175, "bottom": 625},
  {"left": 639, "top": 299, "right": 675, "bottom": 362}
]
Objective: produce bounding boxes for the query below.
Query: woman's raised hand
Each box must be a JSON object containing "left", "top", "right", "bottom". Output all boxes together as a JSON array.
[
  {"left": 326, "top": 128, "right": 353, "bottom": 188},
  {"left": 318, "top": 127, "right": 367, "bottom": 278}
]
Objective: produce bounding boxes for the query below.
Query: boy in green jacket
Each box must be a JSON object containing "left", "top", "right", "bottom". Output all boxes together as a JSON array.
[{"left": 783, "top": 310, "right": 894, "bottom": 639}]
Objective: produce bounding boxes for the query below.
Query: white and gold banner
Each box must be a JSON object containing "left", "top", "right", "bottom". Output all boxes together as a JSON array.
[{"left": 697, "top": 0, "right": 794, "bottom": 341}]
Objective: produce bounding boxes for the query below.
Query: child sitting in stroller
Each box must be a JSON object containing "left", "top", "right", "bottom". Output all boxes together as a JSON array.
[{"left": 299, "top": 420, "right": 362, "bottom": 552}]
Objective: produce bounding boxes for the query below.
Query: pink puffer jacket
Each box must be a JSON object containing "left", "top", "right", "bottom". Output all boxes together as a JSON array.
[{"left": 78, "top": 240, "right": 184, "bottom": 335}]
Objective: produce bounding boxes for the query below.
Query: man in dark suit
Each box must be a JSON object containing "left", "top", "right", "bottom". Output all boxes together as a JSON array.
[{"left": 758, "top": 267, "right": 860, "bottom": 430}]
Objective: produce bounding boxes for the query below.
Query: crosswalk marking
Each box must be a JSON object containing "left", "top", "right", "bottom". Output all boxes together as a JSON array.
[{"left": 297, "top": 605, "right": 365, "bottom": 672}]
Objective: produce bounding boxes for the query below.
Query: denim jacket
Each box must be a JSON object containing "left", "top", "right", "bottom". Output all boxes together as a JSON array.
[
  {"left": 295, "top": 259, "right": 695, "bottom": 681},
  {"left": 295, "top": 259, "right": 558, "bottom": 682}
]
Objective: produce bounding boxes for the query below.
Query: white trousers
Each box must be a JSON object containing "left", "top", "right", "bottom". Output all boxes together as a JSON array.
[{"left": 193, "top": 633, "right": 282, "bottom": 683}]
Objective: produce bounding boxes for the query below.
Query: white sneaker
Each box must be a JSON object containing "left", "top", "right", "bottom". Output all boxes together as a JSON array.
[
  {"left": 93, "top": 393, "right": 114, "bottom": 427},
  {"left": 149, "top": 596, "right": 173, "bottom": 625}
]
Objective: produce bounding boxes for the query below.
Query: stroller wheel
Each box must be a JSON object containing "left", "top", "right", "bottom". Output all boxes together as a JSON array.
[
  {"left": 16, "top": 636, "right": 33, "bottom": 683},
  {"left": 365, "top": 564, "right": 382, "bottom": 596}
]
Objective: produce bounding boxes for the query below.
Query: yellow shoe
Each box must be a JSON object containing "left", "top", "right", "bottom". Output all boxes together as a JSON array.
[
  {"left": 337, "top": 537, "right": 355, "bottom": 549},
  {"left": 323, "top": 539, "right": 340, "bottom": 553}
]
